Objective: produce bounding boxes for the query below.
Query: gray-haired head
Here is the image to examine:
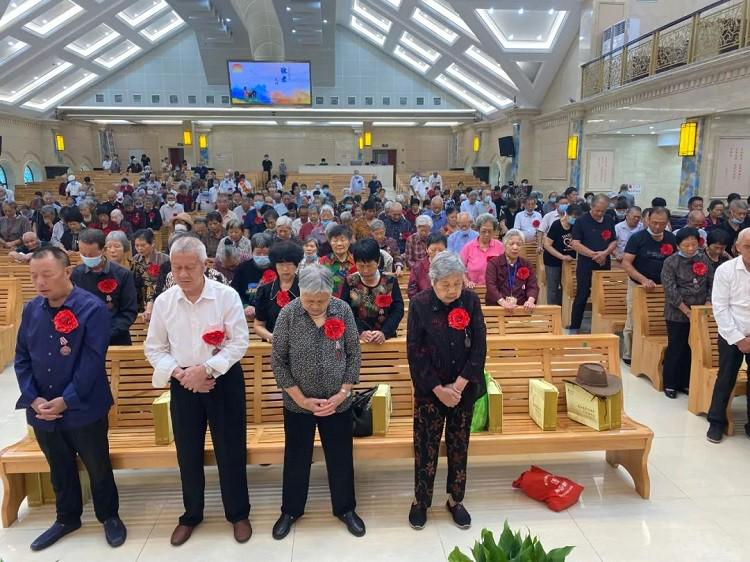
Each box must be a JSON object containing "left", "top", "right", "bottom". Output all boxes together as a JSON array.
[
  {"left": 170, "top": 235, "right": 207, "bottom": 262},
  {"left": 428, "top": 251, "right": 465, "bottom": 284},
  {"left": 105, "top": 230, "right": 131, "bottom": 254},
  {"left": 251, "top": 232, "right": 273, "bottom": 250},
  {"left": 503, "top": 228, "right": 525, "bottom": 245},
  {"left": 415, "top": 214, "right": 433, "bottom": 228},
  {"left": 225, "top": 218, "right": 242, "bottom": 231},
  {"left": 730, "top": 199, "right": 748, "bottom": 211},
  {"left": 369, "top": 219, "right": 385, "bottom": 232},
  {"left": 340, "top": 211, "right": 352, "bottom": 223},
  {"left": 40, "top": 204, "right": 56, "bottom": 217},
  {"left": 475, "top": 213, "right": 498, "bottom": 230},
  {"left": 276, "top": 215, "right": 293, "bottom": 228},
  {"left": 298, "top": 263, "right": 334, "bottom": 294}
]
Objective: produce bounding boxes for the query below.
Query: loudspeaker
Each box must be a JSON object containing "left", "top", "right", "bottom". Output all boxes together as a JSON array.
[{"left": 499, "top": 136, "right": 515, "bottom": 157}]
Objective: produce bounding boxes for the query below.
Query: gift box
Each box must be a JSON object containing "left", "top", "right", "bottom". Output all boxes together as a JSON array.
[
  {"left": 152, "top": 391, "right": 174, "bottom": 445},
  {"left": 529, "top": 379, "right": 558, "bottom": 431},
  {"left": 564, "top": 382, "right": 622, "bottom": 431},
  {"left": 371, "top": 384, "right": 392, "bottom": 436},
  {"left": 487, "top": 377, "right": 503, "bottom": 434}
]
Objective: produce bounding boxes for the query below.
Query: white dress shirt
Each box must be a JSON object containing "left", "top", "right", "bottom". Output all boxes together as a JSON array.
[
  {"left": 615, "top": 221, "right": 644, "bottom": 259},
  {"left": 712, "top": 257, "right": 750, "bottom": 345},
  {"left": 460, "top": 200, "right": 484, "bottom": 221},
  {"left": 145, "top": 278, "right": 250, "bottom": 387},
  {"left": 349, "top": 175, "right": 364, "bottom": 194},
  {"left": 428, "top": 174, "right": 443, "bottom": 190},
  {"left": 513, "top": 210, "right": 543, "bottom": 241},
  {"left": 218, "top": 179, "right": 236, "bottom": 194},
  {"left": 159, "top": 202, "right": 184, "bottom": 225}
]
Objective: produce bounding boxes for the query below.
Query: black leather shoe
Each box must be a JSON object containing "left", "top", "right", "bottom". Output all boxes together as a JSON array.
[
  {"left": 622, "top": 358, "right": 631, "bottom": 366},
  {"left": 338, "top": 511, "right": 366, "bottom": 537},
  {"left": 272, "top": 514, "right": 297, "bottom": 540},
  {"left": 30, "top": 521, "right": 82, "bottom": 551},
  {"left": 408, "top": 504, "right": 427, "bottom": 530},
  {"left": 104, "top": 516, "right": 127, "bottom": 547},
  {"left": 744, "top": 424, "right": 750, "bottom": 439},
  {"left": 446, "top": 501, "right": 471, "bottom": 529},
  {"left": 664, "top": 389, "right": 678, "bottom": 399},
  {"left": 707, "top": 423, "right": 724, "bottom": 444}
]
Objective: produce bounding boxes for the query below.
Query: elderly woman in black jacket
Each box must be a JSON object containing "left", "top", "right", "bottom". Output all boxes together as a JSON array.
[{"left": 406, "top": 251, "right": 486, "bottom": 531}]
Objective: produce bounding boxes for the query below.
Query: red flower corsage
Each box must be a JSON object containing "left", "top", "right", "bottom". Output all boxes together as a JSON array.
[
  {"left": 261, "top": 269, "right": 277, "bottom": 284},
  {"left": 323, "top": 317, "right": 346, "bottom": 340},
  {"left": 147, "top": 263, "right": 160, "bottom": 278},
  {"left": 53, "top": 309, "right": 78, "bottom": 334},
  {"left": 698, "top": 237, "right": 705, "bottom": 247},
  {"left": 97, "top": 279, "right": 118, "bottom": 294},
  {"left": 348, "top": 264, "right": 357, "bottom": 275},
  {"left": 517, "top": 266, "right": 530, "bottom": 281},
  {"left": 660, "top": 244, "right": 674, "bottom": 257},
  {"left": 447, "top": 307, "right": 470, "bottom": 330},
  {"left": 601, "top": 230, "right": 612, "bottom": 241},
  {"left": 532, "top": 219, "right": 540, "bottom": 229},
  {"left": 692, "top": 262, "right": 708, "bottom": 277},
  {"left": 374, "top": 294, "right": 393, "bottom": 310},
  {"left": 275, "top": 290, "right": 291, "bottom": 308},
  {"left": 202, "top": 329, "right": 225, "bottom": 355}
]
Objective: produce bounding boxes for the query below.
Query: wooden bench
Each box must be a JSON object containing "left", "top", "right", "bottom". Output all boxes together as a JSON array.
[
  {"left": 0, "top": 278, "right": 22, "bottom": 368},
  {"left": 0, "top": 266, "right": 37, "bottom": 303},
  {"left": 591, "top": 269, "right": 628, "bottom": 334},
  {"left": 687, "top": 306, "right": 748, "bottom": 436},
  {"left": 630, "top": 286, "right": 667, "bottom": 390},
  {"left": 0, "top": 334, "right": 652, "bottom": 526}
]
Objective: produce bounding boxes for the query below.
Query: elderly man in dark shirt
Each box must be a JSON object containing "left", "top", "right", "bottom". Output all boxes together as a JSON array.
[
  {"left": 14, "top": 247, "right": 126, "bottom": 551},
  {"left": 382, "top": 202, "right": 414, "bottom": 255},
  {"left": 70, "top": 228, "right": 137, "bottom": 345}
]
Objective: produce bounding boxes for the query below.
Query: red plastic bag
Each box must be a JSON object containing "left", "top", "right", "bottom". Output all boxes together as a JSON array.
[{"left": 512, "top": 465, "right": 584, "bottom": 511}]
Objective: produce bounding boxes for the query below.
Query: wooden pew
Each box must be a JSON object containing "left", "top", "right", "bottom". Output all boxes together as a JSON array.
[
  {"left": 687, "top": 306, "right": 748, "bottom": 435},
  {"left": 0, "top": 334, "right": 653, "bottom": 525},
  {"left": 561, "top": 259, "right": 578, "bottom": 328},
  {"left": 630, "top": 286, "right": 667, "bottom": 390},
  {"left": 591, "top": 269, "right": 628, "bottom": 334},
  {"left": 0, "top": 265, "right": 37, "bottom": 303},
  {"left": 0, "top": 278, "right": 22, "bottom": 368}
]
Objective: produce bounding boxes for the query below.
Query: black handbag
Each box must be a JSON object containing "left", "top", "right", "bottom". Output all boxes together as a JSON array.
[{"left": 351, "top": 387, "right": 378, "bottom": 437}]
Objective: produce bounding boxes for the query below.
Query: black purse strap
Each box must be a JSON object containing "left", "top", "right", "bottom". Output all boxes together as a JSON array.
[{"left": 351, "top": 386, "right": 378, "bottom": 409}]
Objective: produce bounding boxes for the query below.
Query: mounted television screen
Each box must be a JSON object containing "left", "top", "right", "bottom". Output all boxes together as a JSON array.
[{"left": 227, "top": 61, "right": 312, "bottom": 106}]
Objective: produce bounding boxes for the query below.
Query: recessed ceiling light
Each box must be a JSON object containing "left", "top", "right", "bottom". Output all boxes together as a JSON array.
[
  {"left": 323, "top": 19, "right": 328, "bottom": 23},
  {"left": 292, "top": 29, "right": 296, "bottom": 33},
  {"left": 412, "top": 7, "right": 458, "bottom": 44},
  {"left": 286, "top": 6, "right": 291, "bottom": 11},
  {"left": 617, "top": 130, "right": 622, "bottom": 133},
  {"left": 518, "top": 8, "right": 524, "bottom": 15},
  {"left": 536, "top": 35, "right": 542, "bottom": 40},
  {"left": 548, "top": 8, "right": 555, "bottom": 15},
  {"left": 225, "top": 18, "right": 231, "bottom": 22},
  {"left": 352, "top": 0, "right": 392, "bottom": 33},
  {"left": 649, "top": 126, "right": 654, "bottom": 129},
  {"left": 372, "top": 121, "right": 418, "bottom": 127},
  {"left": 508, "top": 34, "right": 514, "bottom": 40},
  {"left": 7, "top": 40, "right": 13, "bottom": 45}
]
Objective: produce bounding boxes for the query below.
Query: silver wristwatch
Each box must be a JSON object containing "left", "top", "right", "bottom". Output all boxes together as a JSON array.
[{"left": 204, "top": 364, "right": 216, "bottom": 379}]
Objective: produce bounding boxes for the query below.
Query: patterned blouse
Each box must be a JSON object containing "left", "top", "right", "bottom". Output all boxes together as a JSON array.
[
  {"left": 319, "top": 252, "right": 356, "bottom": 298},
  {"left": 405, "top": 233, "right": 429, "bottom": 269},
  {"left": 661, "top": 252, "right": 713, "bottom": 323},
  {"left": 340, "top": 272, "right": 405, "bottom": 339},
  {"left": 271, "top": 297, "right": 361, "bottom": 415},
  {"left": 132, "top": 251, "right": 169, "bottom": 312},
  {"left": 255, "top": 277, "right": 300, "bottom": 335}
]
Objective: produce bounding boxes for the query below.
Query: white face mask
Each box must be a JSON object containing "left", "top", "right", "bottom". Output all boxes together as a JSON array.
[{"left": 174, "top": 224, "right": 188, "bottom": 232}]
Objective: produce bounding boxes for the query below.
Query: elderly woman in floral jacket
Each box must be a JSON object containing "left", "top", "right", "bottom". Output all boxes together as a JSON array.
[{"left": 486, "top": 228, "right": 539, "bottom": 311}]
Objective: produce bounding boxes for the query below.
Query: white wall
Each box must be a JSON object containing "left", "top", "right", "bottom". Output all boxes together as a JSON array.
[{"left": 700, "top": 114, "right": 750, "bottom": 199}]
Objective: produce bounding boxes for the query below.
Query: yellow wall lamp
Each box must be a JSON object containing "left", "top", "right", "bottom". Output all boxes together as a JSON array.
[
  {"left": 198, "top": 134, "right": 208, "bottom": 150},
  {"left": 183, "top": 129, "right": 193, "bottom": 146},
  {"left": 678, "top": 121, "right": 698, "bottom": 157},
  {"left": 567, "top": 135, "right": 579, "bottom": 160},
  {"left": 55, "top": 134, "right": 65, "bottom": 152},
  {"left": 472, "top": 135, "right": 480, "bottom": 153}
]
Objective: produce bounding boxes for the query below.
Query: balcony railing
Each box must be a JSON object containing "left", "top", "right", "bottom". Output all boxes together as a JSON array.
[{"left": 581, "top": 0, "right": 748, "bottom": 98}]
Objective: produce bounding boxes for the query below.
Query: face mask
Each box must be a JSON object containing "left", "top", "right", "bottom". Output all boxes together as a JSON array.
[
  {"left": 616, "top": 211, "right": 626, "bottom": 218},
  {"left": 568, "top": 217, "right": 577, "bottom": 225},
  {"left": 345, "top": 204, "right": 353, "bottom": 211},
  {"left": 484, "top": 196, "right": 491, "bottom": 204},
  {"left": 254, "top": 201, "right": 263, "bottom": 209},
  {"left": 526, "top": 210, "right": 534, "bottom": 215},
  {"left": 586, "top": 196, "right": 593, "bottom": 203},
  {"left": 558, "top": 204, "right": 569, "bottom": 214},
  {"left": 82, "top": 255, "right": 102, "bottom": 268},
  {"left": 174, "top": 224, "right": 188, "bottom": 232},
  {"left": 321, "top": 220, "right": 331, "bottom": 228},
  {"left": 323, "top": 188, "right": 329, "bottom": 193},
  {"left": 253, "top": 255, "right": 270, "bottom": 267},
  {"left": 167, "top": 201, "right": 175, "bottom": 207},
  {"left": 731, "top": 217, "right": 744, "bottom": 225},
  {"left": 678, "top": 251, "right": 693, "bottom": 258},
  {"left": 549, "top": 196, "right": 556, "bottom": 202},
  {"left": 305, "top": 253, "right": 317, "bottom": 262},
  {"left": 135, "top": 203, "right": 144, "bottom": 209},
  {"left": 647, "top": 227, "right": 659, "bottom": 236}
]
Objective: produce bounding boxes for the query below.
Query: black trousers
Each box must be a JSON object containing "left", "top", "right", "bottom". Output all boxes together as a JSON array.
[
  {"left": 662, "top": 320, "right": 692, "bottom": 391},
  {"left": 707, "top": 335, "right": 750, "bottom": 429},
  {"left": 34, "top": 417, "right": 119, "bottom": 525},
  {"left": 110, "top": 331, "right": 132, "bottom": 346},
  {"left": 170, "top": 363, "right": 249, "bottom": 526},
  {"left": 413, "top": 397, "right": 473, "bottom": 509},
  {"left": 281, "top": 408, "right": 355, "bottom": 518},
  {"left": 571, "top": 262, "right": 609, "bottom": 329}
]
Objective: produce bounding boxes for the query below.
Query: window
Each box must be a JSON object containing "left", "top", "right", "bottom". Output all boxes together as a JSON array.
[
  {"left": 382, "top": 96, "right": 391, "bottom": 106},
  {"left": 330, "top": 96, "right": 339, "bottom": 105},
  {"left": 416, "top": 96, "right": 425, "bottom": 106},
  {"left": 23, "top": 165, "right": 34, "bottom": 183},
  {"left": 132, "top": 94, "right": 142, "bottom": 103},
  {"left": 113, "top": 94, "right": 123, "bottom": 103},
  {"left": 188, "top": 95, "right": 197, "bottom": 104},
  {"left": 347, "top": 96, "right": 356, "bottom": 105},
  {"left": 151, "top": 94, "right": 160, "bottom": 103},
  {"left": 95, "top": 94, "right": 104, "bottom": 103},
  {"left": 400, "top": 96, "right": 408, "bottom": 106},
  {"left": 365, "top": 96, "right": 373, "bottom": 106},
  {"left": 169, "top": 95, "right": 179, "bottom": 104},
  {"left": 221, "top": 95, "right": 229, "bottom": 104},
  {"left": 315, "top": 96, "right": 324, "bottom": 105},
  {"left": 0, "top": 165, "right": 7, "bottom": 188},
  {"left": 433, "top": 97, "right": 441, "bottom": 106},
  {"left": 206, "top": 95, "right": 215, "bottom": 104}
]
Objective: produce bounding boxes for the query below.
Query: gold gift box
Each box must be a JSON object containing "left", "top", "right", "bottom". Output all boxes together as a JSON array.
[
  {"left": 529, "top": 379, "right": 558, "bottom": 431},
  {"left": 487, "top": 377, "right": 503, "bottom": 434},
  {"left": 372, "top": 384, "right": 392, "bottom": 436},
  {"left": 564, "top": 382, "right": 622, "bottom": 431},
  {"left": 152, "top": 391, "right": 174, "bottom": 445}
]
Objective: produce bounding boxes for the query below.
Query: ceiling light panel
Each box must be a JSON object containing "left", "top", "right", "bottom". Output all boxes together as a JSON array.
[
  {"left": 139, "top": 10, "right": 185, "bottom": 43},
  {"left": 88, "top": 119, "right": 132, "bottom": 124},
  {"left": 94, "top": 40, "right": 141, "bottom": 69},
  {"left": 195, "top": 120, "right": 278, "bottom": 126},
  {"left": 421, "top": 0, "right": 476, "bottom": 38},
  {"left": 476, "top": 9, "right": 567, "bottom": 50},
  {"left": 423, "top": 121, "right": 461, "bottom": 127},
  {"left": 352, "top": 0, "right": 391, "bottom": 33},
  {"left": 140, "top": 120, "right": 183, "bottom": 124},
  {"left": 372, "top": 121, "right": 417, "bottom": 126},
  {"left": 22, "top": 68, "right": 97, "bottom": 111},
  {"left": 412, "top": 7, "right": 458, "bottom": 44},
  {"left": 464, "top": 45, "right": 516, "bottom": 88},
  {"left": 286, "top": 121, "right": 314, "bottom": 125},
  {"left": 435, "top": 74, "right": 496, "bottom": 114},
  {"left": 117, "top": 0, "right": 169, "bottom": 28},
  {"left": 0, "top": 37, "right": 29, "bottom": 66},
  {"left": 0, "top": 0, "right": 49, "bottom": 33},
  {"left": 23, "top": 0, "right": 84, "bottom": 36},
  {"left": 399, "top": 31, "right": 440, "bottom": 63},
  {"left": 350, "top": 15, "right": 386, "bottom": 46},
  {"left": 325, "top": 121, "right": 363, "bottom": 126},
  {"left": 0, "top": 59, "right": 72, "bottom": 103},
  {"left": 393, "top": 45, "right": 430, "bottom": 73},
  {"left": 445, "top": 64, "right": 513, "bottom": 108},
  {"left": 65, "top": 24, "right": 120, "bottom": 57}
]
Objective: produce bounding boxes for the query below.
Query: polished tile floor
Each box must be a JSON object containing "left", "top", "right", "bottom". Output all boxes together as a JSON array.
[{"left": 0, "top": 359, "right": 749, "bottom": 562}]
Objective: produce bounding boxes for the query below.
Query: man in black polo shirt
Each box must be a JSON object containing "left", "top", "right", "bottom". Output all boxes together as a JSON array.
[
  {"left": 620, "top": 207, "right": 676, "bottom": 364},
  {"left": 262, "top": 154, "right": 273, "bottom": 184},
  {"left": 71, "top": 229, "right": 137, "bottom": 345},
  {"left": 570, "top": 194, "right": 617, "bottom": 332}
]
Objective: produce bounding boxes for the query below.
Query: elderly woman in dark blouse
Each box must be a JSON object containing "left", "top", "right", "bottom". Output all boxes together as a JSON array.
[
  {"left": 406, "top": 251, "right": 486, "bottom": 531},
  {"left": 271, "top": 264, "right": 365, "bottom": 540},
  {"left": 407, "top": 233, "right": 447, "bottom": 298},
  {"left": 341, "top": 238, "right": 404, "bottom": 343},
  {"left": 661, "top": 227, "right": 713, "bottom": 399},
  {"left": 254, "top": 241, "right": 304, "bottom": 342},
  {"left": 486, "top": 228, "right": 539, "bottom": 311}
]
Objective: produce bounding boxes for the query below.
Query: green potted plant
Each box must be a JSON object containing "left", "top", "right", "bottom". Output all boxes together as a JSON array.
[{"left": 448, "top": 520, "right": 574, "bottom": 562}]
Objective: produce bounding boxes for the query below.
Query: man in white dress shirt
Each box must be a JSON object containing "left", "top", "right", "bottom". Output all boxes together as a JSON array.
[
  {"left": 349, "top": 170, "right": 364, "bottom": 196},
  {"left": 144, "top": 237, "right": 251, "bottom": 545},
  {"left": 614, "top": 207, "right": 644, "bottom": 261},
  {"left": 459, "top": 191, "right": 484, "bottom": 221},
  {"left": 159, "top": 191, "right": 184, "bottom": 226},
  {"left": 707, "top": 228, "right": 750, "bottom": 443},
  {"left": 513, "top": 196, "right": 542, "bottom": 242},
  {"left": 428, "top": 171, "right": 443, "bottom": 192},
  {"left": 218, "top": 172, "right": 236, "bottom": 194}
]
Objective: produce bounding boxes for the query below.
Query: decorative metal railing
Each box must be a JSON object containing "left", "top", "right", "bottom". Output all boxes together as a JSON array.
[{"left": 582, "top": 0, "right": 747, "bottom": 98}]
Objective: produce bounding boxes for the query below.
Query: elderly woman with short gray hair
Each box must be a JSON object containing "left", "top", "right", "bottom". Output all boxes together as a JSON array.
[
  {"left": 486, "top": 228, "right": 538, "bottom": 311},
  {"left": 459, "top": 213, "right": 504, "bottom": 288},
  {"left": 214, "top": 218, "right": 252, "bottom": 281},
  {"left": 105, "top": 230, "right": 132, "bottom": 269},
  {"left": 270, "top": 263, "right": 365, "bottom": 540},
  {"left": 406, "top": 251, "right": 486, "bottom": 531},
  {"left": 405, "top": 214, "right": 433, "bottom": 269}
]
